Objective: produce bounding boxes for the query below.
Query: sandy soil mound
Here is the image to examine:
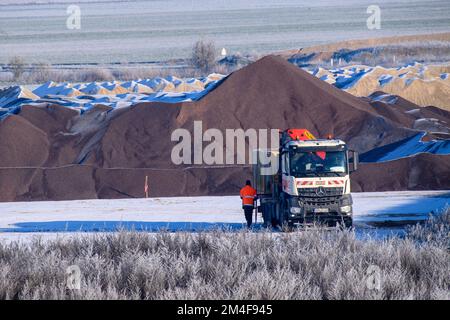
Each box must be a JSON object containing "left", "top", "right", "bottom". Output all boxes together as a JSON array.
[
  {"left": 0, "top": 56, "right": 448, "bottom": 201},
  {"left": 86, "top": 56, "right": 419, "bottom": 169},
  {"left": 366, "top": 91, "right": 450, "bottom": 131},
  {"left": 180, "top": 56, "right": 416, "bottom": 153},
  {"left": 312, "top": 63, "right": 450, "bottom": 111},
  {"left": 347, "top": 64, "right": 450, "bottom": 111},
  {"left": 0, "top": 115, "right": 49, "bottom": 167},
  {"left": 352, "top": 153, "right": 450, "bottom": 192}
]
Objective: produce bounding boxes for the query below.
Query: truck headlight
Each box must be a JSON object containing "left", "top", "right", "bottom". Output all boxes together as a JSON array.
[
  {"left": 340, "top": 194, "right": 353, "bottom": 206},
  {"left": 340, "top": 205, "right": 352, "bottom": 214},
  {"left": 290, "top": 207, "right": 301, "bottom": 214}
]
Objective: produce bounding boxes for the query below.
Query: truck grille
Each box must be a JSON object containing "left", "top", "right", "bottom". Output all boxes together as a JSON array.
[{"left": 298, "top": 187, "right": 343, "bottom": 207}]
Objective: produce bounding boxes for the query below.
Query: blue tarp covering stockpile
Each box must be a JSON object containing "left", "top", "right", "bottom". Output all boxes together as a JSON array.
[
  {"left": 360, "top": 133, "right": 450, "bottom": 163},
  {"left": 0, "top": 76, "right": 227, "bottom": 119}
]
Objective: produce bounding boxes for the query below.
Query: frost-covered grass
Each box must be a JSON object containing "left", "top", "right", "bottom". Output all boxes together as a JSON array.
[
  {"left": 407, "top": 206, "right": 449, "bottom": 249},
  {"left": 0, "top": 209, "right": 448, "bottom": 300},
  {"left": 0, "top": 65, "right": 195, "bottom": 86},
  {"left": 0, "top": 63, "right": 235, "bottom": 86}
]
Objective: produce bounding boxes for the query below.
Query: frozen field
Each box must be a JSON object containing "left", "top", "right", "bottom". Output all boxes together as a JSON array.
[
  {"left": 1, "top": 0, "right": 450, "bottom": 63},
  {"left": 0, "top": 191, "right": 448, "bottom": 241}
]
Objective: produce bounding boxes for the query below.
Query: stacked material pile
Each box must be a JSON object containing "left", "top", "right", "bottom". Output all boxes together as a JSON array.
[{"left": 0, "top": 56, "right": 448, "bottom": 201}]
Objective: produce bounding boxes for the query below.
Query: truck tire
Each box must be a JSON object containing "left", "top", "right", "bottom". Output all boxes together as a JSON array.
[
  {"left": 262, "top": 203, "right": 274, "bottom": 228},
  {"left": 345, "top": 218, "right": 353, "bottom": 229},
  {"left": 262, "top": 203, "right": 278, "bottom": 228},
  {"left": 282, "top": 201, "right": 290, "bottom": 227},
  {"left": 271, "top": 202, "right": 281, "bottom": 228},
  {"left": 339, "top": 217, "right": 353, "bottom": 229},
  {"left": 279, "top": 199, "right": 292, "bottom": 231}
]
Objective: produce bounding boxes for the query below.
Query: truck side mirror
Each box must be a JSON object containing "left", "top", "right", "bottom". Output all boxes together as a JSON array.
[{"left": 349, "top": 150, "right": 359, "bottom": 172}]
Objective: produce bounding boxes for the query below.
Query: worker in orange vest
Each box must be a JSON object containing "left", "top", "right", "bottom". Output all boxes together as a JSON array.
[{"left": 240, "top": 180, "right": 257, "bottom": 228}]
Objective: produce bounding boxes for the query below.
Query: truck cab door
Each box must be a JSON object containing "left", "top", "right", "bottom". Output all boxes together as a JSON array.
[
  {"left": 281, "top": 152, "right": 296, "bottom": 195},
  {"left": 349, "top": 150, "right": 359, "bottom": 172}
]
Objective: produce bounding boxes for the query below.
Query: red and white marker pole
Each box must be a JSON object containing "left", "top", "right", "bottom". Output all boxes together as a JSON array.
[{"left": 144, "top": 175, "right": 149, "bottom": 198}]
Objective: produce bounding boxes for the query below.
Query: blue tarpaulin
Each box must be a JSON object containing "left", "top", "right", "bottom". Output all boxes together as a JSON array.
[{"left": 360, "top": 132, "right": 450, "bottom": 163}]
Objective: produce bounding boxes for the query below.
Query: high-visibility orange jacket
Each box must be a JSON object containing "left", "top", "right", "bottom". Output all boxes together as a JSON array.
[{"left": 240, "top": 185, "right": 257, "bottom": 206}]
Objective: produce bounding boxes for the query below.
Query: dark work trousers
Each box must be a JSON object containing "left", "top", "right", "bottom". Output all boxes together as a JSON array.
[{"left": 243, "top": 205, "right": 254, "bottom": 228}]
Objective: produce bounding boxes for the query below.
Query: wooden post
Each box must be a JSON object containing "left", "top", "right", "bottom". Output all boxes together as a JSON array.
[{"left": 144, "top": 175, "right": 149, "bottom": 198}]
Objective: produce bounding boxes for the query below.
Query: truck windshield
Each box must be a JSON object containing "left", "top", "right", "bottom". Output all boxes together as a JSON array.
[{"left": 289, "top": 151, "right": 347, "bottom": 177}]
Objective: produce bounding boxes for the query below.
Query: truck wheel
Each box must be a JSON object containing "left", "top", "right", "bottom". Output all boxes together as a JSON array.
[
  {"left": 278, "top": 199, "right": 289, "bottom": 230},
  {"left": 340, "top": 217, "right": 353, "bottom": 229},
  {"left": 281, "top": 218, "right": 293, "bottom": 231},
  {"left": 271, "top": 218, "right": 278, "bottom": 228},
  {"left": 345, "top": 218, "right": 353, "bottom": 229},
  {"left": 271, "top": 202, "right": 282, "bottom": 228}
]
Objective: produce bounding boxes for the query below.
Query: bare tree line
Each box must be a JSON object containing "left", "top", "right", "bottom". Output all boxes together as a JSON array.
[{"left": 1, "top": 39, "right": 246, "bottom": 85}]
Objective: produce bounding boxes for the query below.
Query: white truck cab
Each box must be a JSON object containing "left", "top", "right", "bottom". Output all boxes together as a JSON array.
[{"left": 253, "top": 129, "right": 358, "bottom": 228}]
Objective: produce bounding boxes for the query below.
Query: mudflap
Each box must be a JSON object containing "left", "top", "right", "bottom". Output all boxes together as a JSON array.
[
  {"left": 261, "top": 202, "right": 275, "bottom": 228},
  {"left": 261, "top": 201, "right": 284, "bottom": 229}
]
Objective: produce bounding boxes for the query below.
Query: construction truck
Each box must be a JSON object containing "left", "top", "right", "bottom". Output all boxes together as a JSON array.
[{"left": 253, "top": 129, "right": 358, "bottom": 229}]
